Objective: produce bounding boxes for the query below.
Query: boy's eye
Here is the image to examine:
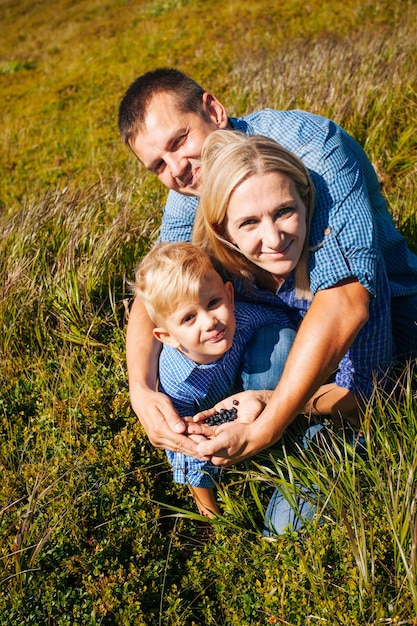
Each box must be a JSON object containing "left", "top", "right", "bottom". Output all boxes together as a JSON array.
[
  {"left": 208, "top": 297, "right": 222, "bottom": 309},
  {"left": 182, "top": 313, "right": 195, "bottom": 324}
]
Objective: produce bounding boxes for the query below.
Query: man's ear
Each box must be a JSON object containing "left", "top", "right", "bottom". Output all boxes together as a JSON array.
[
  {"left": 152, "top": 327, "right": 180, "bottom": 349},
  {"left": 202, "top": 92, "right": 230, "bottom": 129},
  {"left": 224, "top": 281, "right": 235, "bottom": 306}
]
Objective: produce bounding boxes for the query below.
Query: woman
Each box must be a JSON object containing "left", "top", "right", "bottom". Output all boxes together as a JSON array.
[{"left": 190, "top": 131, "right": 395, "bottom": 531}]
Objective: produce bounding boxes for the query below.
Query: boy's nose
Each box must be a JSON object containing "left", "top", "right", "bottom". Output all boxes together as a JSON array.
[{"left": 201, "top": 312, "right": 218, "bottom": 330}]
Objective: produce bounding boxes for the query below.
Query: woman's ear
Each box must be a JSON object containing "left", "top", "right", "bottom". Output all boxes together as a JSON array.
[{"left": 152, "top": 327, "right": 180, "bottom": 349}]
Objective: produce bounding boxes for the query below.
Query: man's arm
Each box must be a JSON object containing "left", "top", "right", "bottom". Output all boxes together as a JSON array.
[
  {"left": 197, "top": 279, "right": 369, "bottom": 464},
  {"left": 126, "top": 296, "right": 201, "bottom": 456}
]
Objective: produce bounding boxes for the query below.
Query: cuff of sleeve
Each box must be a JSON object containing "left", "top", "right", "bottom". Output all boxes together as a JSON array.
[{"left": 310, "top": 231, "right": 378, "bottom": 296}]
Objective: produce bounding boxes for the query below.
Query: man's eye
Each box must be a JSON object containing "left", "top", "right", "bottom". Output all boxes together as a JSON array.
[
  {"left": 173, "top": 133, "right": 187, "bottom": 150},
  {"left": 155, "top": 160, "right": 165, "bottom": 174}
]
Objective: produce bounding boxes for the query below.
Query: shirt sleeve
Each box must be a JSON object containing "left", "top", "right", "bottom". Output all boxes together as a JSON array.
[
  {"left": 302, "top": 125, "right": 380, "bottom": 296},
  {"left": 158, "top": 191, "right": 199, "bottom": 243}
]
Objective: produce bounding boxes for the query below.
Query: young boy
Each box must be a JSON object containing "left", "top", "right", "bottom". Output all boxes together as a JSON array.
[{"left": 131, "top": 242, "right": 292, "bottom": 517}]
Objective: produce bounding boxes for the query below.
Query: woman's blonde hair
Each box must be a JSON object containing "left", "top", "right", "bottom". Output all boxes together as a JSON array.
[
  {"left": 131, "top": 242, "right": 219, "bottom": 325},
  {"left": 192, "top": 130, "right": 315, "bottom": 299}
]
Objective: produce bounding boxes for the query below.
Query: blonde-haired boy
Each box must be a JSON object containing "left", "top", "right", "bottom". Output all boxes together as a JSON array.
[{"left": 132, "top": 242, "right": 292, "bottom": 517}]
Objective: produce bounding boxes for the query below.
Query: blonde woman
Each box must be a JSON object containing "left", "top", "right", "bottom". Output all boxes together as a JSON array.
[{"left": 191, "top": 130, "right": 395, "bottom": 465}]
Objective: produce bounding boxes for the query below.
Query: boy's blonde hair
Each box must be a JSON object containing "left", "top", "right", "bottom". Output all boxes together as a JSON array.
[
  {"left": 192, "top": 130, "right": 315, "bottom": 300},
  {"left": 132, "top": 242, "right": 219, "bottom": 325}
]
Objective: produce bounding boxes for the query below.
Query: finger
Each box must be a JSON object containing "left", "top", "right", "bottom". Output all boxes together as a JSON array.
[
  {"left": 164, "top": 406, "right": 187, "bottom": 434},
  {"left": 188, "top": 433, "right": 209, "bottom": 444},
  {"left": 187, "top": 422, "right": 216, "bottom": 438},
  {"left": 192, "top": 408, "right": 216, "bottom": 422},
  {"left": 197, "top": 431, "right": 231, "bottom": 459},
  {"left": 173, "top": 433, "right": 210, "bottom": 461}
]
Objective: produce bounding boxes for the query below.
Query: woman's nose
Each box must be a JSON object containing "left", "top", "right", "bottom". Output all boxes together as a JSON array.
[{"left": 262, "top": 221, "right": 281, "bottom": 248}]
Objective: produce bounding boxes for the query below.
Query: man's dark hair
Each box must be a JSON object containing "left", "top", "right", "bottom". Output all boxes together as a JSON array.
[{"left": 118, "top": 68, "right": 206, "bottom": 146}]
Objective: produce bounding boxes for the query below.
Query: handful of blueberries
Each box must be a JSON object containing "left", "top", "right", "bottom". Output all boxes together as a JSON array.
[{"left": 204, "top": 401, "right": 238, "bottom": 427}]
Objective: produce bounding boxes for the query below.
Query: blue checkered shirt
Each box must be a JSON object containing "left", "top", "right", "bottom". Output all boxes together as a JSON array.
[
  {"left": 160, "top": 301, "right": 293, "bottom": 488},
  {"left": 157, "top": 108, "right": 414, "bottom": 397},
  {"left": 232, "top": 267, "right": 394, "bottom": 401},
  {"left": 159, "top": 109, "right": 417, "bottom": 299}
]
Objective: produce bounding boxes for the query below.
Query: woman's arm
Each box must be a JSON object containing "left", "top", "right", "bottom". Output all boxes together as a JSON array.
[
  {"left": 196, "top": 279, "right": 369, "bottom": 464},
  {"left": 126, "top": 296, "right": 202, "bottom": 456}
]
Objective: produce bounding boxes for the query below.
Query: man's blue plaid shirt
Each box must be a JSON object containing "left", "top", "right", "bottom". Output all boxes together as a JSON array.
[{"left": 158, "top": 109, "right": 417, "bottom": 398}]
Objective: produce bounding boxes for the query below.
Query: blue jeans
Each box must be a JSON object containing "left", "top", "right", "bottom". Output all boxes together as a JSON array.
[
  {"left": 240, "top": 323, "right": 296, "bottom": 391},
  {"left": 262, "top": 422, "right": 367, "bottom": 536}
]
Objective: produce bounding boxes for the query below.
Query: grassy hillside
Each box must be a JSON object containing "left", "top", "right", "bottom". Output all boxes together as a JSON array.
[
  {"left": 1, "top": 0, "right": 416, "bottom": 214},
  {"left": 1, "top": 0, "right": 417, "bottom": 624}
]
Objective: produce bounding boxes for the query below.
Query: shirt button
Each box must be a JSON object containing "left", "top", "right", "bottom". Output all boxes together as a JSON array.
[{"left": 324, "top": 228, "right": 331, "bottom": 235}]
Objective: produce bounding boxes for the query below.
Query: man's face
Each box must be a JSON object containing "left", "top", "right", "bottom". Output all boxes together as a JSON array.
[{"left": 130, "top": 92, "right": 227, "bottom": 196}]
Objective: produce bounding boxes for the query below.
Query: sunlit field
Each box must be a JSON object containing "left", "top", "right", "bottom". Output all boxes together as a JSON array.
[{"left": 1, "top": 0, "right": 416, "bottom": 623}]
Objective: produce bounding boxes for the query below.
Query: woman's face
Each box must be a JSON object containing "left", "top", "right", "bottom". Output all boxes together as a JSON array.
[{"left": 224, "top": 172, "right": 308, "bottom": 279}]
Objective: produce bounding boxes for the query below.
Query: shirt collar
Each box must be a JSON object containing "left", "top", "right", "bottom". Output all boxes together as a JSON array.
[
  {"left": 229, "top": 117, "right": 255, "bottom": 136},
  {"left": 163, "top": 346, "right": 221, "bottom": 383}
]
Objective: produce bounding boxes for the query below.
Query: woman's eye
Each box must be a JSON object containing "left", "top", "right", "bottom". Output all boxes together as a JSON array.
[
  {"left": 275, "top": 207, "right": 294, "bottom": 219},
  {"left": 239, "top": 218, "right": 257, "bottom": 229}
]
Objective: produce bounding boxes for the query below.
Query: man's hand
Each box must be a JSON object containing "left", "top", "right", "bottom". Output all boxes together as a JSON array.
[{"left": 130, "top": 384, "right": 208, "bottom": 459}]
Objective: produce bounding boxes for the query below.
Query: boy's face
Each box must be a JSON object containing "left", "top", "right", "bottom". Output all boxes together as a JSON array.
[{"left": 153, "top": 273, "right": 236, "bottom": 365}]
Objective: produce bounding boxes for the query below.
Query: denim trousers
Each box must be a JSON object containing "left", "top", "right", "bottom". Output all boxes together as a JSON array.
[
  {"left": 240, "top": 322, "right": 367, "bottom": 536},
  {"left": 239, "top": 292, "right": 417, "bottom": 535},
  {"left": 391, "top": 293, "right": 417, "bottom": 360},
  {"left": 261, "top": 421, "right": 367, "bottom": 536}
]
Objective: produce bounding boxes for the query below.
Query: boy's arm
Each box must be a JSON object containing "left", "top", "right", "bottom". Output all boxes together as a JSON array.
[{"left": 126, "top": 296, "right": 201, "bottom": 456}]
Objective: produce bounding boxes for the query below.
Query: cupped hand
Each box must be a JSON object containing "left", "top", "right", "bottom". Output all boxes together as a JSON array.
[
  {"left": 192, "top": 390, "right": 268, "bottom": 426},
  {"left": 195, "top": 420, "right": 259, "bottom": 467},
  {"left": 131, "top": 386, "right": 208, "bottom": 460}
]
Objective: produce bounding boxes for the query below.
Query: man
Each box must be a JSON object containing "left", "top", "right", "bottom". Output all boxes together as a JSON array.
[{"left": 118, "top": 67, "right": 417, "bottom": 467}]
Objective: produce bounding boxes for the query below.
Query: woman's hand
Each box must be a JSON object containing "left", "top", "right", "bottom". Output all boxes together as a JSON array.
[
  {"left": 186, "top": 390, "right": 272, "bottom": 466},
  {"left": 195, "top": 420, "right": 262, "bottom": 466},
  {"left": 192, "top": 389, "right": 270, "bottom": 426}
]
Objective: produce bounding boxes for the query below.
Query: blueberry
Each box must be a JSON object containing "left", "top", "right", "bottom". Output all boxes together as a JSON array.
[{"left": 204, "top": 406, "right": 237, "bottom": 427}]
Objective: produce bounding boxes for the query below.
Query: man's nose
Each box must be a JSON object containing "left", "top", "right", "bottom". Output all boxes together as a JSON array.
[{"left": 164, "top": 153, "right": 185, "bottom": 178}]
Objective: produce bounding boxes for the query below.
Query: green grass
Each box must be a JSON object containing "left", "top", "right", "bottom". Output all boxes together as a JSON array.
[{"left": 1, "top": 0, "right": 417, "bottom": 623}]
